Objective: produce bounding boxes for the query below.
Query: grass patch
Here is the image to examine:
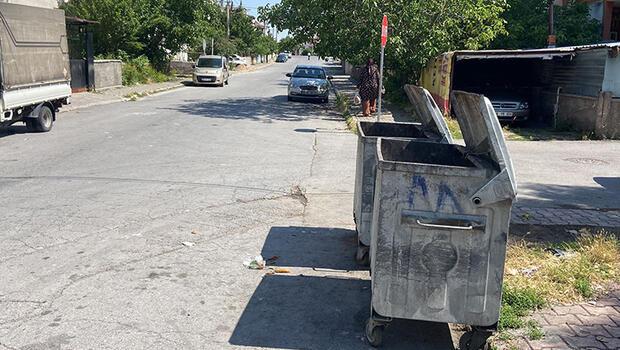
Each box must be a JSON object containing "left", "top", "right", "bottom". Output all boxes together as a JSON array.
[
  {"left": 500, "top": 233, "right": 620, "bottom": 331},
  {"left": 494, "top": 233, "right": 619, "bottom": 348},
  {"left": 502, "top": 125, "right": 585, "bottom": 141},
  {"left": 123, "top": 56, "right": 173, "bottom": 86},
  {"left": 445, "top": 117, "right": 463, "bottom": 139},
  {"left": 525, "top": 320, "right": 545, "bottom": 340},
  {"left": 335, "top": 92, "right": 358, "bottom": 134},
  {"left": 335, "top": 91, "right": 350, "bottom": 114}
]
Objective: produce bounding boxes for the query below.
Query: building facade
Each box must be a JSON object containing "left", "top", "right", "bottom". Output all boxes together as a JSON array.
[{"left": 557, "top": 0, "right": 620, "bottom": 41}]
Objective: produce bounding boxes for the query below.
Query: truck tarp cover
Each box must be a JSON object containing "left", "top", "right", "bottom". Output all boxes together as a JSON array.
[{"left": 0, "top": 3, "right": 69, "bottom": 89}]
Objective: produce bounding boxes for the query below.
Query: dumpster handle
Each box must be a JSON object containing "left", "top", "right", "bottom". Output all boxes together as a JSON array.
[{"left": 415, "top": 220, "right": 474, "bottom": 231}]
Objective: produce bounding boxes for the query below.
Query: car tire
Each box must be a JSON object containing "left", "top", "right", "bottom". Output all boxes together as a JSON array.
[{"left": 26, "top": 105, "right": 54, "bottom": 132}]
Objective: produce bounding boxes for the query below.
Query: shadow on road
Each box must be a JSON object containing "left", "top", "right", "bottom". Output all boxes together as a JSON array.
[
  {"left": 160, "top": 96, "right": 334, "bottom": 122},
  {"left": 0, "top": 124, "right": 29, "bottom": 139},
  {"left": 230, "top": 225, "right": 456, "bottom": 349},
  {"left": 594, "top": 177, "right": 620, "bottom": 192},
  {"left": 261, "top": 226, "right": 362, "bottom": 271},
  {"left": 229, "top": 275, "right": 455, "bottom": 350}
]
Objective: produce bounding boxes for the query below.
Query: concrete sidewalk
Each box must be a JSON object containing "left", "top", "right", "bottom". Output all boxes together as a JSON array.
[{"left": 331, "top": 76, "right": 620, "bottom": 231}]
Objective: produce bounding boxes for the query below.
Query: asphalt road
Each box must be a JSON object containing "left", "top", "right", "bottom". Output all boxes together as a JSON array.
[{"left": 0, "top": 57, "right": 457, "bottom": 349}]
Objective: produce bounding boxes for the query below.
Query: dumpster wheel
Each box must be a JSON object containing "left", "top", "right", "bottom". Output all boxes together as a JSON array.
[
  {"left": 459, "top": 328, "right": 491, "bottom": 350},
  {"left": 365, "top": 318, "right": 385, "bottom": 347}
]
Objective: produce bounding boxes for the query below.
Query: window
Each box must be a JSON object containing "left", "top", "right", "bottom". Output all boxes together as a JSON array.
[
  {"left": 292, "top": 68, "right": 326, "bottom": 79},
  {"left": 197, "top": 58, "right": 222, "bottom": 68}
]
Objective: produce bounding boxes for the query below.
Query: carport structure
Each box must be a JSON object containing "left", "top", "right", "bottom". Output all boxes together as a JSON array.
[{"left": 421, "top": 43, "right": 620, "bottom": 139}]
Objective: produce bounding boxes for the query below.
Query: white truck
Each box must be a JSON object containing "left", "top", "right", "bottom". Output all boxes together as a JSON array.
[{"left": 0, "top": 3, "right": 71, "bottom": 132}]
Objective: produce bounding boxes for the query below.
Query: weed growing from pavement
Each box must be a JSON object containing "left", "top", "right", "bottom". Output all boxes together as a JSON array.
[
  {"left": 335, "top": 92, "right": 358, "bottom": 134},
  {"left": 496, "top": 232, "right": 619, "bottom": 342},
  {"left": 445, "top": 117, "right": 463, "bottom": 139},
  {"left": 525, "top": 320, "right": 545, "bottom": 340}
]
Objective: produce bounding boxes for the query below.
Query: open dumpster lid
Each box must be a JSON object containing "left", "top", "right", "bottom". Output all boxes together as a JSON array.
[
  {"left": 404, "top": 85, "right": 453, "bottom": 144},
  {"left": 451, "top": 91, "right": 517, "bottom": 205}
]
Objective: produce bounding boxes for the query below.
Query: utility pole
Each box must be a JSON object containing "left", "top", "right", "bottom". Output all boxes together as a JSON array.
[
  {"left": 547, "top": 0, "right": 556, "bottom": 48},
  {"left": 226, "top": 0, "right": 231, "bottom": 39}
]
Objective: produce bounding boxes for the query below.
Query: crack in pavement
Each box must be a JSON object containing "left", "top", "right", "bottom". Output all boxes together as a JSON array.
[
  {"left": 309, "top": 132, "right": 319, "bottom": 177},
  {"left": 0, "top": 194, "right": 305, "bottom": 329}
]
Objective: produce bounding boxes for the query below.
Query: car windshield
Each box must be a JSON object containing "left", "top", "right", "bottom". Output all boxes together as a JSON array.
[
  {"left": 197, "top": 58, "right": 222, "bottom": 68},
  {"left": 292, "top": 68, "right": 325, "bottom": 79}
]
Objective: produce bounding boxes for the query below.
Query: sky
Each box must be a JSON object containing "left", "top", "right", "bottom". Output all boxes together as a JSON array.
[
  {"left": 235, "top": 0, "right": 287, "bottom": 40},
  {"left": 235, "top": 0, "right": 278, "bottom": 17}
]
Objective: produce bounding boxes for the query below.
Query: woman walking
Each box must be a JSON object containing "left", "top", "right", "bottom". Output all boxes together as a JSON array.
[{"left": 358, "top": 58, "right": 380, "bottom": 117}]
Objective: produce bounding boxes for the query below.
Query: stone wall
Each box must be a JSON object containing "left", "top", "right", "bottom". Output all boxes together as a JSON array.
[
  {"left": 595, "top": 93, "right": 620, "bottom": 139},
  {"left": 170, "top": 61, "right": 193, "bottom": 76},
  {"left": 94, "top": 60, "right": 122, "bottom": 90},
  {"left": 540, "top": 90, "right": 620, "bottom": 139}
]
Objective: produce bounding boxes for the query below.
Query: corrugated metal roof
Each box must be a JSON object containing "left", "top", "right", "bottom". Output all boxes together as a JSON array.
[{"left": 454, "top": 42, "right": 620, "bottom": 60}]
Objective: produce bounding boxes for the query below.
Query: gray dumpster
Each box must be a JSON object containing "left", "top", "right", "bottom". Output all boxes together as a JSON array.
[
  {"left": 353, "top": 86, "right": 453, "bottom": 265},
  {"left": 365, "top": 91, "right": 517, "bottom": 349}
]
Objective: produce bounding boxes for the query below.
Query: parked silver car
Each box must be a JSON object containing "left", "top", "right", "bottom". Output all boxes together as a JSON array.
[
  {"left": 193, "top": 55, "right": 229, "bottom": 87},
  {"left": 487, "top": 93, "right": 530, "bottom": 122},
  {"left": 286, "top": 65, "right": 332, "bottom": 103}
]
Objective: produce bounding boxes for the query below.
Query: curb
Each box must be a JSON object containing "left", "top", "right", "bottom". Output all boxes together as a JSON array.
[
  {"left": 121, "top": 83, "right": 185, "bottom": 101},
  {"left": 62, "top": 83, "right": 186, "bottom": 113}
]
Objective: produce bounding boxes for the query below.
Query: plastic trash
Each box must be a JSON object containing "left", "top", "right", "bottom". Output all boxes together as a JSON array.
[{"left": 243, "top": 255, "right": 265, "bottom": 270}]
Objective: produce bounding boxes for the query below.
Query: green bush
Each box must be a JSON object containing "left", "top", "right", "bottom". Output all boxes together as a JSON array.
[{"left": 122, "top": 56, "right": 171, "bottom": 86}]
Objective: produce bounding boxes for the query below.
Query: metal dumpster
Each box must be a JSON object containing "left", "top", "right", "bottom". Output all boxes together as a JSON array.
[
  {"left": 365, "top": 91, "right": 517, "bottom": 349},
  {"left": 353, "top": 86, "right": 453, "bottom": 265}
]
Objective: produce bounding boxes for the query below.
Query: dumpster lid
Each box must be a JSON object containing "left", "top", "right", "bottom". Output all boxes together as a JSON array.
[
  {"left": 404, "top": 85, "right": 453, "bottom": 143},
  {"left": 451, "top": 91, "right": 517, "bottom": 204}
]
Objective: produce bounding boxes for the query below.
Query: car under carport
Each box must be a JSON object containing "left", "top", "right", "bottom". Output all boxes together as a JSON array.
[{"left": 420, "top": 43, "right": 620, "bottom": 139}]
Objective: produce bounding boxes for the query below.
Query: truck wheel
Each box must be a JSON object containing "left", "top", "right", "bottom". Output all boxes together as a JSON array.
[{"left": 26, "top": 105, "right": 54, "bottom": 132}]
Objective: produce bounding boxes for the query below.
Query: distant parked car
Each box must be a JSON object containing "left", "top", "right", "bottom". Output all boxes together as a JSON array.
[
  {"left": 193, "top": 55, "right": 229, "bottom": 87},
  {"left": 228, "top": 54, "right": 247, "bottom": 66},
  {"left": 486, "top": 92, "right": 530, "bottom": 123},
  {"left": 284, "top": 51, "right": 292, "bottom": 59},
  {"left": 286, "top": 65, "right": 333, "bottom": 103},
  {"left": 276, "top": 53, "right": 288, "bottom": 63}
]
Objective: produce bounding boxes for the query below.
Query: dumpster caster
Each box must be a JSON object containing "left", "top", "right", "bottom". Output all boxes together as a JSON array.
[
  {"left": 365, "top": 318, "right": 385, "bottom": 347},
  {"left": 460, "top": 328, "right": 492, "bottom": 350},
  {"left": 355, "top": 244, "right": 370, "bottom": 266}
]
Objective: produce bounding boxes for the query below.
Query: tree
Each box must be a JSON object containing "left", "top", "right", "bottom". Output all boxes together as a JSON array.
[
  {"left": 491, "top": 0, "right": 601, "bottom": 49},
  {"left": 261, "top": 0, "right": 507, "bottom": 98},
  {"left": 62, "top": 0, "right": 146, "bottom": 57},
  {"left": 63, "top": 0, "right": 222, "bottom": 69},
  {"left": 278, "top": 36, "right": 301, "bottom": 53}
]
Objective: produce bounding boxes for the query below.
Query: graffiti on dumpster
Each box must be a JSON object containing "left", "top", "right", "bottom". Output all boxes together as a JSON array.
[
  {"left": 436, "top": 183, "right": 463, "bottom": 213},
  {"left": 407, "top": 175, "right": 428, "bottom": 209},
  {"left": 407, "top": 175, "right": 463, "bottom": 213}
]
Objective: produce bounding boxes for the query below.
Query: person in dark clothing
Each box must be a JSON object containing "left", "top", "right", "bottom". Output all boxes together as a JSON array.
[{"left": 358, "top": 58, "right": 380, "bottom": 117}]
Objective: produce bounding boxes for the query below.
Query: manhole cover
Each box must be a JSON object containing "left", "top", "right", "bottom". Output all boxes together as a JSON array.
[{"left": 563, "top": 158, "right": 609, "bottom": 165}]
